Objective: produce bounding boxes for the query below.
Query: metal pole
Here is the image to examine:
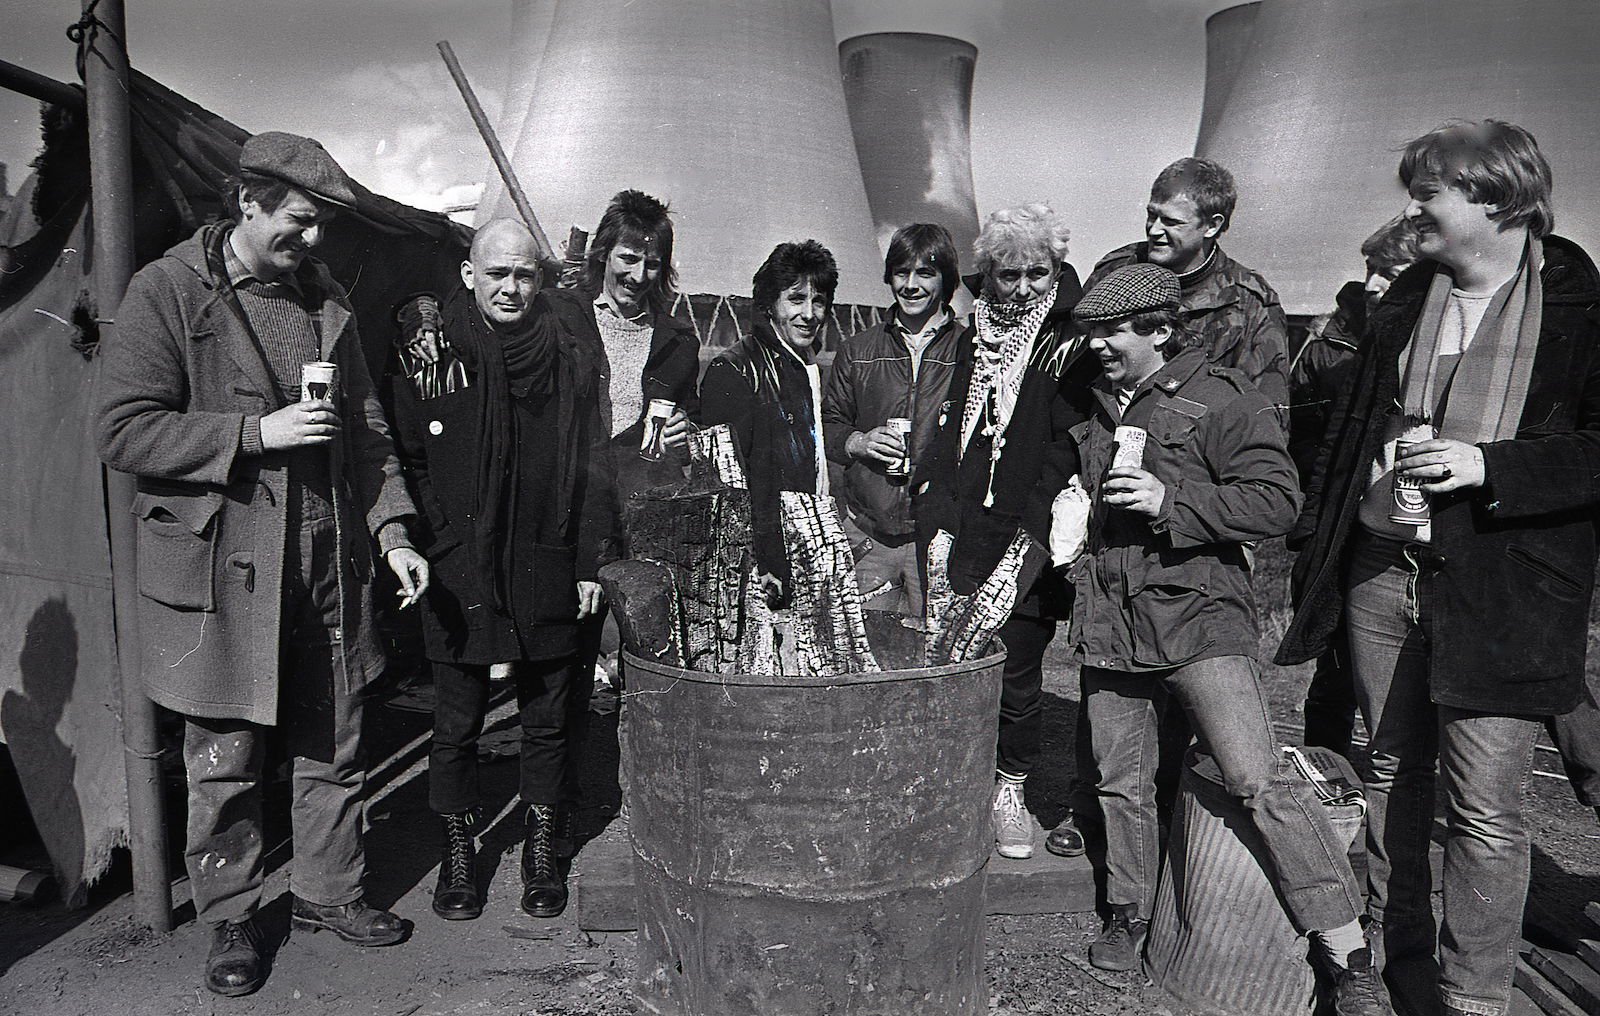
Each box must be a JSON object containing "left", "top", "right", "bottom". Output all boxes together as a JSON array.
[
  {"left": 435, "top": 39, "right": 555, "bottom": 260},
  {"left": 81, "top": 0, "right": 173, "bottom": 933},
  {"left": 0, "top": 58, "right": 83, "bottom": 108}
]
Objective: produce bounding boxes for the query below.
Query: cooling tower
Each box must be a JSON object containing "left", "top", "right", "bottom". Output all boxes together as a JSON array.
[
  {"left": 838, "top": 33, "right": 980, "bottom": 269},
  {"left": 493, "top": 0, "right": 885, "bottom": 305},
  {"left": 1198, "top": 0, "right": 1600, "bottom": 315},
  {"left": 1194, "top": 3, "right": 1260, "bottom": 152},
  {"left": 477, "top": 0, "right": 560, "bottom": 217}
]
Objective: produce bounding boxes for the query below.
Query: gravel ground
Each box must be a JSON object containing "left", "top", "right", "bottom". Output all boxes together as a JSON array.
[{"left": 3, "top": 538, "right": 1597, "bottom": 1015}]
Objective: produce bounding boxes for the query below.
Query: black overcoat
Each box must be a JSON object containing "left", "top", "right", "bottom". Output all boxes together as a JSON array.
[
  {"left": 1277, "top": 235, "right": 1600, "bottom": 716},
  {"left": 390, "top": 289, "right": 616, "bottom": 664}
]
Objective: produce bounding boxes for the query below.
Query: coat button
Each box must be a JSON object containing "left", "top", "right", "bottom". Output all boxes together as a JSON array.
[{"left": 428, "top": 420, "right": 443, "bottom": 435}]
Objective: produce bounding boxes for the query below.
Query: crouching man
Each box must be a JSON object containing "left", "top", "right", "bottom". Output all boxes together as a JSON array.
[
  {"left": 1066, "top": 264, "right": 1389, "bottom": 1012},
  {"left": 96, "top": 133, "right": 430, "bottom": 996}
]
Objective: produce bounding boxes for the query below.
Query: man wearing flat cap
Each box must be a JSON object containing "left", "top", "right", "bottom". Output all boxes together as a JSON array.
[
  {"left": 97, "top": 132, "right": 430, "bottom": 997},
  {"left": 1062, "top": 265, "right": 1388, "bottom": 1009}
]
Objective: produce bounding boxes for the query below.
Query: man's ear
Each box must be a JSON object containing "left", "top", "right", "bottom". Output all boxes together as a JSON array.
[
  {"left": 1203, "top": 213, "right": 1225, "bottom": 240},
  {"left": 237, "top": 185, "right": 257, "bottom": 220},
  {"left": 1152, "top": 324, "right": 1173, "bottom": 350},
  {"left": 459, "top": 260, "right": 474, "bottom": 292}
]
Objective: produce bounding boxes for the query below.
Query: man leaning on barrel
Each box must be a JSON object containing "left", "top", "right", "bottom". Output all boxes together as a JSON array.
[{"left": 96, "top": 132, "right": 430, "bottom": 997}]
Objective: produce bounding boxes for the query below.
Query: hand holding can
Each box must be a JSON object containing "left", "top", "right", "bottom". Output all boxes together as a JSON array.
[
  {"left": 885, "top": 417, "right": 912, "bottom": 484},
  {"left": 1111, "top": 425, "right": 1147, "bottom": 472},
  {"left": 301, "top": 361, "right": 338, "bottom": 403},
  {"left": 640, "top": 399, "right": 676, "bottom": 461}
]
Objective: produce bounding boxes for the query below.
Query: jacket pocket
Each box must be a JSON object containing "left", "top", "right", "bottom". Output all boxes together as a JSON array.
[
  {"left": 1147, "top": 407, "right": 1199, "bottom": 449},
  {"left": 132, "top": 489, "right": 224, "bottom": 610},
  {"left": 1128, "top": 558, "right": 1216, "bottom": 666},
  {"left": 1505, "top": 543, "right": 1586, "bottom": 599}
]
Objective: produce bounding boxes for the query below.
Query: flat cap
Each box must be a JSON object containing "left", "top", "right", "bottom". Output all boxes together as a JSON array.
[
  {"left": 239, "top": 131, "right": 357, "bottom": 209},
  {"left": 1074, "top": 263, "right": 1181, "bottom": 323}
]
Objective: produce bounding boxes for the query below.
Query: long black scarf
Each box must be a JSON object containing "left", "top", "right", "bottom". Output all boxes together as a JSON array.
[{"left": 446, "top": 290, "right": 558, "bottom": 610}]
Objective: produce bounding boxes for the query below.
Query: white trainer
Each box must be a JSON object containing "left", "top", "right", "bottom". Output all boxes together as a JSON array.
[{"left": 992, "top": 779, "right": 1034, "bottom": 859}]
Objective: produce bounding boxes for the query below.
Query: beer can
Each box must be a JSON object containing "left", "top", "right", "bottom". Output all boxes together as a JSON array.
[
  {"left": 640, "top": 398, "right": 676, "bottom": 461},
  {"left": 886, "top": 416, "right": 913, "bottom": 484},
  {"left": 1389, "top": 439, "right": 1430, "bottom": 526},
  {"left": 1111, "top": 425, "right": 1147, "bottom": 471},
  {"left": 301, "top": 361, "right": 337, "bottom": 403}
]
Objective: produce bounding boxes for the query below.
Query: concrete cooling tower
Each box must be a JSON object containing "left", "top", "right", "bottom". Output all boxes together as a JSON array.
[
  {"left": 478, "top": 0, "right": 560, "bottom": 217},
  {"left": 1198, "top": 0, "right": 1600, "bottom": 315},
  {"left": 493, "top": 0, "right": 885, "bottom": 305},
  {"left": 1195, "top": 3, "right": 1260, "bottom": 152},
  {"left": 839, "top": 33, "right": 980, "bottom": 270}
]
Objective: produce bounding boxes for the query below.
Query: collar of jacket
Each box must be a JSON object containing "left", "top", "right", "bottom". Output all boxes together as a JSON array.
[
  {"left": 1091, "top": 347, "right": 1208, "bottom": 415},
  {"left": 1093, "top": 241, "right": 1272, "bottom": 316},
  {"left": 1371, "top": 234, "right": 1600, "bottom": 355}
]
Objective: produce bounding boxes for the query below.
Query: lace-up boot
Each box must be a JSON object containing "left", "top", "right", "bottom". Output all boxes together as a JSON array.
[
  {"left": 521, "top": 803, "right": 568, "bottom": 918},
  {"left": 432, "top": 811, "right": 481, "bottom": 920}
]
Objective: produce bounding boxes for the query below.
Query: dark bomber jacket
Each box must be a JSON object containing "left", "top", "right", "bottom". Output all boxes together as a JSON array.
[
  {"left": 822, "top": 307, "right": 964, "bottom": 544},
  {"left": 1070, "top": 347, "right": 1300, "bottom": 671}
]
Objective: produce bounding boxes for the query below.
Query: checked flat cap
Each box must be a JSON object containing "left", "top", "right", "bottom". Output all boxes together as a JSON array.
[
  {"left": 239, "top": 131, "right": 357, "bottom": 209},
  {"left": 1074, "top": 263, "right": 1182, "bottom": 323}
]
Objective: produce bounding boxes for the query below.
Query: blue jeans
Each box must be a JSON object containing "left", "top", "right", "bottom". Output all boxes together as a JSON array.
[
  {"left": 1344, "top": 532, "right": 1543, "bottom": 1016},
  {"left": 1083, "top": 656, "right": 1363, "bottom": 931}
]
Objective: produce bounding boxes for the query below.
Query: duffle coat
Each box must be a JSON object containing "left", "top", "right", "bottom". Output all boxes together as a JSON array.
[
  {"left": 96, "top": 222, "right": 417, "bottom": 725},
  {"left": 1277, "top": 235, "right": 1600, "bottom": 716}
]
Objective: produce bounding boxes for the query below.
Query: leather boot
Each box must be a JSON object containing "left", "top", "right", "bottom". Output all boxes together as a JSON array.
[
  {"left": 552, "top": 801, "right": 578, "bottom": 861},
  {"left": 205, "top": 916, "right": 263, "bottom": 997},
  {"left": 432, "top": 812, "right": 481, "bottom": 920},
  {"left": 289, "top": 896, "right": 406, "bottom": 946},
  {"left": 521, "top": 803, "right": 568, "bottom": 918}
]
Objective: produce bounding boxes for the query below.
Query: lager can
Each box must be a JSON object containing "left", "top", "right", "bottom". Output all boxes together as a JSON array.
[
  {"left": 301, "top": 361, "right": 337, "bottom": 403},
  {"left": 885, "top": 416, "right": 913, "bottom": 484},
  {"left": 1111, "top": 425, "right": 1147, "bottom": 471},
  {"left": 640, "top": 398, "right": 676, "bottom": 461},
  {"left": 1389, "top": 439, "right": 1430, "bottom": 526}
]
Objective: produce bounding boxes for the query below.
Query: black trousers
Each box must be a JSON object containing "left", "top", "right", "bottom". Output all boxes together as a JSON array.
[
  {"left": 996, "top": 613, "right": 1057, "bottom": 778},
  {"left": 428, "top": 654, "right": 588, "bottom": 813}
]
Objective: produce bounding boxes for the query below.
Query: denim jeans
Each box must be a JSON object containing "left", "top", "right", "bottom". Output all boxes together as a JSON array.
[
  {"left": 429, "top": 654, "right": 584, "bottom": 813},
  {"left": 1547, "top": 666, "right": 1600, "bottom": 809},
  {"left": 1083, "top": 656, "right": 1363, "bottom": 932},
  {"left": 1344, "top": 532, "right": 1543, "bottom": 1016}
]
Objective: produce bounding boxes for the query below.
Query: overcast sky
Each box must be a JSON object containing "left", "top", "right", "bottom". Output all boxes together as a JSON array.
[{"left": 1, "top": 0, "right": 1234, "bottom": 279}]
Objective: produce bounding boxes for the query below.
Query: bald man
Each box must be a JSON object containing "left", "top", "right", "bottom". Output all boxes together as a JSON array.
[{"left": 390, "top": 219, "right": 615, "bottom": 922}]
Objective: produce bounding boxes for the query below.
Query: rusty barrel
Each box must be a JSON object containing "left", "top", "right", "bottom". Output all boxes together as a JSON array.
[
  {"left": 624, "top": 649, "right": 1004, "bottom": 1016},
  {"left": 1144, "top": 746, "right": 1366, "bottom": 1015}
]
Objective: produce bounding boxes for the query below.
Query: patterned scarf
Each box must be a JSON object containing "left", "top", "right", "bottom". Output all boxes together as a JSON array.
[
  {"left": 1400, "top": 236, "right": 1543, "bottom": 443},
  {"left": 960, "top": 282, "right": 1058, "bottom": 506}
]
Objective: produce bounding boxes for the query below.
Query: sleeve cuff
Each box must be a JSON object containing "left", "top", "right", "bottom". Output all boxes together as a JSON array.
[
  {"left": 376, "top": 520, "right": 413, "bottom": 555},
  {"left": 241, "top": 417, "right": 264, "bottom": 457}
]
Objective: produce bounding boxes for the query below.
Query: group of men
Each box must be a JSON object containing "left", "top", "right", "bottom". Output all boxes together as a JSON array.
[{"left": 95, "top": 116, "right": 1600, "bottom": 1016}]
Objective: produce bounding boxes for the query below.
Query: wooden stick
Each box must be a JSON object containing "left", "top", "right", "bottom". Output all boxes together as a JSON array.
[{"left": 435, "top": 40, "right": 554, "bottom": 261}]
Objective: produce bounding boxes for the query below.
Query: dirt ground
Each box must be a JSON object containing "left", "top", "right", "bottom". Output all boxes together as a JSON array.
[{"left": 3, "top": 539, "right": 1598, "bottom": 1016}]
